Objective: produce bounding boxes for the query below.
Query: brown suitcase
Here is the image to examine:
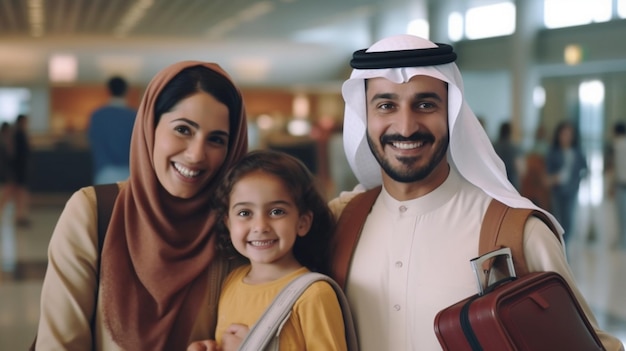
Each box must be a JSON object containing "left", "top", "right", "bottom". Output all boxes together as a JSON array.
[
  {"left": 434, "top": 199, "right": 606, "bottom": 351},
  {"left": 434, "top": 266, "right": 605, "bottom": 350}
]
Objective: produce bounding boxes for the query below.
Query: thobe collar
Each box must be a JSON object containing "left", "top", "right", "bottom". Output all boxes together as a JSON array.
[{"left": 379, "top": 167, "right": 463, "bottom": 217}]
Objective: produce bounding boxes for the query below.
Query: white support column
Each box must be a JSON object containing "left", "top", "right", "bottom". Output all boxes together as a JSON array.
[{"left": 511, "top": 0, "right": 544, "bottom": 149}]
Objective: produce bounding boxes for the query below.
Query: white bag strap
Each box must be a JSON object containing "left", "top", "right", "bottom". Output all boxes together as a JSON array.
[{"left": 237, "top": 272, "right": 359, "bottom": 351}]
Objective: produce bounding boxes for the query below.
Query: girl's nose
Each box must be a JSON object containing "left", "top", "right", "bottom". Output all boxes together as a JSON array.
[{"left": 252, "top": 217, "right": 269, "bottom": 234}]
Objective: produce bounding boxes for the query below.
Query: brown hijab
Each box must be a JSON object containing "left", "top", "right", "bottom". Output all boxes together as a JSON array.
[{"left": 100, "top": 61, "right": 248, "bottom": 350}]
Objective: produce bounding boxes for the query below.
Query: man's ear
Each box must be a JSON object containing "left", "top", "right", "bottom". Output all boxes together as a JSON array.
[{"left": 297, "top": 211, "right": 313, "bottom": 237}]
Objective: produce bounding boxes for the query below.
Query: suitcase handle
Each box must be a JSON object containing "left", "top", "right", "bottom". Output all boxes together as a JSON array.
[{"left": 470, "top": 247, "right": 517, "bottom": 296}]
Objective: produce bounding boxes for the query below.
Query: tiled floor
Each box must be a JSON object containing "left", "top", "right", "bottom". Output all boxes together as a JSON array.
[{"left": 1, "top": 195, "right": 625, "bottom": 350}]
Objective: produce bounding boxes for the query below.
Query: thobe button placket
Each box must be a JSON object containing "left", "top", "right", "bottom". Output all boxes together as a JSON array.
[
  {"left": 399, "top": 205, "right": 407, "bottom": 213},
  {"left": 395, "top": 261, "right": 403, "bottom": 268},
  {"left": 393, "top": 304, "right": 401, "bottom": 311}
]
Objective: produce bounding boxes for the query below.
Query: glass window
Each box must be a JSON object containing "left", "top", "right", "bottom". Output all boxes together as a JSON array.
[
  {"left": 619, "top": 0, "right": 626, "bottom": 18},
  {"left": 407, "top": 19, "right": 429, "bottom": 39},
  {"left": 0, "top": 88, "right": 31, "bottom": 123},
  {"left": 465, "top": 2, "right": 516, "bottom": 40},
  {"left": 448, "top": 12, "right": 464, "bottom": 42},
  {"left": 578, "top": 80, "right": 605, "bottom": 206},
  {"left": 544, "top": 0, "right": 612, "bottom": 29}
]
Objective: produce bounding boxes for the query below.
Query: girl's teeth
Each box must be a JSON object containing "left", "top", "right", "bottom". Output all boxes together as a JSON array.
[{"left": 249, "top": 240, "right": 275, "bottom": 247}]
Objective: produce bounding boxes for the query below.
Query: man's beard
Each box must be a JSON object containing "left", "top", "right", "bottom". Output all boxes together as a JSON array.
[{"left": 367, "top": 131, "right": 449, "bottom": 183}]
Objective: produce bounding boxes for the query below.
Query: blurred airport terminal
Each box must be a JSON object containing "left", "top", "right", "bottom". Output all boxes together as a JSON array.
[{"left": 2, "top": 0, "right": 626, "bottom": 348}]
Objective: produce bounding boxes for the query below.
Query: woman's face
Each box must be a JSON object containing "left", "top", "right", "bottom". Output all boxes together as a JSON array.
[{"left": 153, "top": 91, "right": 230, "bottom": 199}]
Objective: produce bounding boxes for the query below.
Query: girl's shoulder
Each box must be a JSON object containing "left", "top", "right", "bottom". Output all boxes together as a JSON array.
[
  {"left": 224, "top": 264, "right": 251, "bottom": 284},
  {"left": 294, "top": 274, "right": 340, "bottom": 305}
]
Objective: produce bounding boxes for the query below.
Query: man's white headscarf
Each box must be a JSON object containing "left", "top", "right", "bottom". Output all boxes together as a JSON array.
[{"left": 342, "top": 34, "right": 563, "bottom": 234}]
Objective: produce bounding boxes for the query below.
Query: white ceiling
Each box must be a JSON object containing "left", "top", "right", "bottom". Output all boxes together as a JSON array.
[{"left": 0, "top": 0, "right": 434, "bottom": 91}]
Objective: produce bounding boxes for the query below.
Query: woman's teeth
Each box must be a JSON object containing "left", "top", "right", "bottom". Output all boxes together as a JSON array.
[{"left": 174, "top": 163, "right": 200, "bottom": 178}]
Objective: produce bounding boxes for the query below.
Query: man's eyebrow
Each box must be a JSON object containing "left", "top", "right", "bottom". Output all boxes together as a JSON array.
[
  {"left": 369, "top": 92, "right": 443, "bottom": 103},
  {"left": 369, "top": 92, "right": 398, "bottom": 103},
  {"left": 413, "top": 92, "right": 443, "bottom": 102}
]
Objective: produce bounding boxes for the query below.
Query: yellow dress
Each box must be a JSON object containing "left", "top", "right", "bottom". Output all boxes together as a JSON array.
[{"left": 215, "top": 265, "right": 348, "bottom": 350}]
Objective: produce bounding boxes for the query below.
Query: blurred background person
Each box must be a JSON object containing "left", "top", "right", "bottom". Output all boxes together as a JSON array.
[
  {"left": 0, "top": 115, "right": 32, "bottom": 227},
  {"left": 493, "top": 121, "right": 524, "bottom": 190},
  {"left": 0, "top": 122, "right": 13, "bottom": 187},
  {"left": 88, "top": 76, "right": 137, "bottom": 185},
  {"left": 531, "top": 124, "right": 550, "bottom": 156},
  {"left": 520, "top": 124, "right": 552, "bottom": 211},
  {"left": 610, "top": 121, "right": 626, "bottom": 249},
  {"left": 13, "top": 114, "right": 32, "bottom": 227},
  {"left": 546, "top": 120, "right": 588, "bottom": 241}
]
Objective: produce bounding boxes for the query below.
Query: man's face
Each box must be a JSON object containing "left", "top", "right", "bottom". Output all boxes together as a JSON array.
[{"left": 365, "top": 75, "right": 449, "bottom": 183}]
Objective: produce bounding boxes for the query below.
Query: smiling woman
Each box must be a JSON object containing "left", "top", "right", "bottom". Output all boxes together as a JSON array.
[{"left": 31, "top": 61, "right": 248, "bottom": 351}]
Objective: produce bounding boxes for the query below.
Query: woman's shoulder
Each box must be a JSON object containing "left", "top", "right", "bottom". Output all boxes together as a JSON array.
[
  {"left": 62, "top": 186, "right": 97, "bottom": 213},
  {"left": 76, "top": 185, "right": 96, "bottom": 203},
  {"left": 47, "top": 186, "right": 101, "bottom": 266}
]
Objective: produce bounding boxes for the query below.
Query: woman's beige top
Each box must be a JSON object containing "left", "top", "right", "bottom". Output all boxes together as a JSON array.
[{"left": 35, "top": 185, "right": 230, "bottom": 351}]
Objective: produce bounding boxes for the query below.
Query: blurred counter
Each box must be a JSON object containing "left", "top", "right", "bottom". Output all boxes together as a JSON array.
[{"left": 29, "top": 148, "right": 93, "bottom": 193}]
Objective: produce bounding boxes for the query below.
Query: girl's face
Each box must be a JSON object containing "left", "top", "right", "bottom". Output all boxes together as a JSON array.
[
  {"left": 153, "top": 91, "right": 230, "bottom": 199},
  {"left": 225, "top": 170, "right": 312, "bottom": 269}
]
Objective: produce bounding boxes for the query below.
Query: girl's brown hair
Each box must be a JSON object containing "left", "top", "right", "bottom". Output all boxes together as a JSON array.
[{"left": 213, "top": 149, "right": 335, "bottom": 274}]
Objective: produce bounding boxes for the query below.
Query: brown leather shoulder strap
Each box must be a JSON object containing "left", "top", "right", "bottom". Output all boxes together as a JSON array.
[
  {"left": 330, "top": 186, "right": 382, "bottom": 289},
  {"left": 94, "top": 183, "right": 120, "bottom": 253},
  {"left": 478, "top": 199, "right": 509, "bottom": 255},
  {"left": 479, "top": 199, "right": 560, "bottom": 277},
  {"left": 92, "top": 182, "right": 120, "bottom": 349}
]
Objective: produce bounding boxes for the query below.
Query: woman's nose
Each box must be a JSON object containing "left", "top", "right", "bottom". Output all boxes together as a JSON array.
[{"left": 185, "top": 138, "right": 206, "bottom": 162}]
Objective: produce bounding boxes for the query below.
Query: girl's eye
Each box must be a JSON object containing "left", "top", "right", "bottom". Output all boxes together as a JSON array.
[
  {"left": 269, "top": 208, "right": 285, "bottom": 216},
  {"left": 236, "top": 210, "right": 251, "bottom": 217}
]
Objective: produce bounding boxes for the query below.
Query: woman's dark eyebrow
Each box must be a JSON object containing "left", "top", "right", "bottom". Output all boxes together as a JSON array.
[{"left": 172, "top": 117, "right": 199, "bottom": 128}]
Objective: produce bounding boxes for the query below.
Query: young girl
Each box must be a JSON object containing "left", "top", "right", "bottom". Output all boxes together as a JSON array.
[{"left": 188, "top": 149, "right": 350, "bottom": 351}]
